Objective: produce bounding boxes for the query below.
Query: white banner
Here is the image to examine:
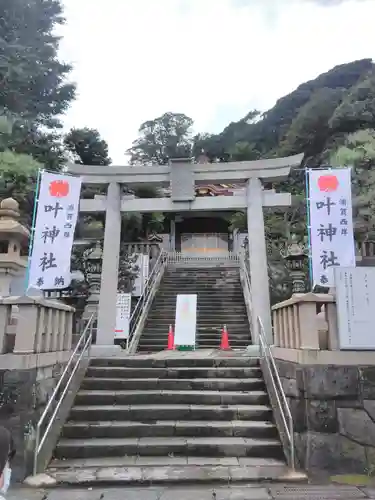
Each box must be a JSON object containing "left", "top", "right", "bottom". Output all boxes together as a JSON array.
[
  {"left": 28, "top": 172, "right": 82, "bottom": 290},
  {"left": 114, "top": 293, "right": 132, "bottom": 340},
  {"left": 308, "top": 168, "right": 355, "bottom": 287},
  {"left": 174, "top": 294, "right": 197, "bottom": 347}
]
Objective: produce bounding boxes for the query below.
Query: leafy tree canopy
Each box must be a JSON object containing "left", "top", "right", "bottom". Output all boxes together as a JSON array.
[
  {"left": 127, "top": 112, "right": 194, "bottom": 165},
  {"left": 329, "top": 71, "right": 375, "bottom": 134},
  {"left": 0, "top": 0, "right": 75, "bottom": 127},
  {"left": 330, "top": 129, "right": 375, "bottom": 239},
  {"left": 65, "top": 128, "right": 111, "bottom": 166}
]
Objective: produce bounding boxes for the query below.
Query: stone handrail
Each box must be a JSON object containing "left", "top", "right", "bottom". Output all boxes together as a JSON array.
[
  {"left": 0, "top": 296, "right": 75, "bottom": 355},
  {"left": 272, "top": 292, "right": 338, "bottom": 350}
]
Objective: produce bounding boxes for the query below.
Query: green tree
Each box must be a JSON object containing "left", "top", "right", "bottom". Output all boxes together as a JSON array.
[
  {"left": 228, "top": 141, "right": 261, "bottom": 161},
  {"left": 0, "top": 0, "right": 75, "bottom": 173},
  {"left": 330, "top": 129, "right": 375, "bottom": 239},
  {"left": 329, "top": 72, "right": 375, "bottom": 134},
  {"left": 9, "top": 124, "right": 65, "bottom": 171},
  {"left": 65, "top": 128, "right": 112, "bottom": 237},
  {"left": 65, "top": 128, "right": 111, "bottom": 165},
  {"left": 0, "top": 0, "right": 75, "bottom": 127},
  {"left": 0, "top": 116, "right": 41, "bottom": 226},
  {"left": 127, "top": 112, "right": 194, "bottom": 165}
]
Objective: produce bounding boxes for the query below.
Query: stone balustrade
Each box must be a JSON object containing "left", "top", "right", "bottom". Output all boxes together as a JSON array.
[
  {"left": 356, "top": 240, "right": 375, "bottom": 258},
  {"left": 0, "top": 296, "right": 75, "bottom": 355},
  {"left": 272, "top": 292, "right": 338, "bottom": 350}
]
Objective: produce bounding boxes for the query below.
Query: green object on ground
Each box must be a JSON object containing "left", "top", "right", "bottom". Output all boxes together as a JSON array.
[{"left": 176, "top": 345, "right": 195, "bottom": 351}]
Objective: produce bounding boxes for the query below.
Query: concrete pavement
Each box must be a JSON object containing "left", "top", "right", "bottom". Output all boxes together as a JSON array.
[{"left": 7, "top": 484, "right": 375, "bottom": 500}]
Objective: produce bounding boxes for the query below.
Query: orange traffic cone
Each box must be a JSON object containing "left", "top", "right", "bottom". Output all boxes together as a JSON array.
[
  {"left": 220, "top": 324, "right": 231, "bottom": 350},
  {"left": 167, "top": 324, "right": 175, "bottom": 350}
]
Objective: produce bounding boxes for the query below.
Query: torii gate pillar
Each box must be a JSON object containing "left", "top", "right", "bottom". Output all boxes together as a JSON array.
[
  {"left": 96, "top": 182, "right": 122, "bottom": 347},
  {"left": 247, "top": 178, "right": 272, "bottom": 344}
]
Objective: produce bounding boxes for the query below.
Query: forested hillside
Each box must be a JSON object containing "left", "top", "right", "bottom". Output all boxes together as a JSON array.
[
  {"left": 127, "top": 58, "right": 375, "bottom": 243},
  {"left": 127, "top": 58, "right": 375, "bottom": 300}
]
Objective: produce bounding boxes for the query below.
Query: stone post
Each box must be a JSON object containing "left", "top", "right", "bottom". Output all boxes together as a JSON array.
[
  {"left": 170, "top": 217, "right": 176, "bottom": 251},
  {"left": 84, "top": 241, "right": 103, "bottom": 318},
  {"left": 246, "top": 178, "right": 272, "bottom": 343},
  {"left": 96, "top": 182, "right": 122, "bottom": 349}
]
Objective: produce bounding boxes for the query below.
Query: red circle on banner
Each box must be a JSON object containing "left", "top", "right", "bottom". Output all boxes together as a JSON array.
[
  {"left": 49, "top": 180, "right": 70, "bottom": 197},
  {"left": 317, "top": 174, "right": 339, "bottom": 192}
]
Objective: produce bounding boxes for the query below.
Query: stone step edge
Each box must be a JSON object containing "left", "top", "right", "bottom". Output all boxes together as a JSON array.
[
  {"left": 56, "top": 436, "right": 281, "bottom": 447},
  {"left": 70, "top": 403, "right": 272, "bottom": 412},
  {"left": 82, "top": 377, "right": 264, "bottom": 383},
  {"left": 87, "top": 365, "right": 261, "bottom": 370},
  {"left": 76, "top": 390, "right": 268, "bottom": 398},
  {"left": 28, "top": 466, "right": 307, "bottom": 487},
  {"left": 63, "top": 419, "right": 275, "bottom": 429}
]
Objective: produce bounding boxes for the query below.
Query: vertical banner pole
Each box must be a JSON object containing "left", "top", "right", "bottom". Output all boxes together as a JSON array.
[
  {"left": 305, "top": 168, "right": 314, "bottom": 290},
  {"left": 25, "top": 169, "right": 42, "bottom": 292}
]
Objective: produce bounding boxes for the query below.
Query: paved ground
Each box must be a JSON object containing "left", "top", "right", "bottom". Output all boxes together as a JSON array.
[{"left": 7, "top": 484, "right": 375, "bottom": 500}]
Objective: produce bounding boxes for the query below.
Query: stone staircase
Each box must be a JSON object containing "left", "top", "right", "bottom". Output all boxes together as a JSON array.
[
  {"left": 137, "top": 266, "right": 252, "bottom": 352},
  {"left": 47, "top": 355, "right": 303, "bottom": 486}
]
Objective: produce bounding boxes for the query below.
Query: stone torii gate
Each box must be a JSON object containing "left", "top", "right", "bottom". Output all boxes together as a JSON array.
[{"left": 68, "top": 153, "right": 303, "bottom": 350}]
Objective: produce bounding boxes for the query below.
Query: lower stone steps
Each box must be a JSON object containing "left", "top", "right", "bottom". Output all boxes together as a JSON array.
[
  {"left": 48, "top": 355, "right": 307, "bottom": 486},
  {"left": 47, "top": 458, "right": 302, "bottom": 486},
  {"left": 54, "top": 436, "right": 283, "bottom": 460},
  {"left": 61, "top": 420, "right": 277, "bottom": 440},
  {"left": 69, "top": 404, "right": 273, "bottom": 421},
  {"left": 74, "top": 389, "right": 269, "bottom": 406},
  {"left": 81, "top": 377, "right": 265, "bottom": 391},
  {"left": 86, "top": 365, "right": 261, "bottom": 378}
]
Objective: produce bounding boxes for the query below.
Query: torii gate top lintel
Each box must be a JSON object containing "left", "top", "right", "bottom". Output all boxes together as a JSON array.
[{"left": 67, "top": 153, "right": 304, "bottom": 186}]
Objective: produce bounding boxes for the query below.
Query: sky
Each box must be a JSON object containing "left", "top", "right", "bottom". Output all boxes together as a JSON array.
[{"left": 58, "top": 0, "right": 375, "bottom": 164}]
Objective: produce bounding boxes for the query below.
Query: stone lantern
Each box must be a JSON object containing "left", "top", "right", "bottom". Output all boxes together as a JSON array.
[
  {"left": 0, "top": 198, "right": 30, "bottom": 296},
  {"left": 280, "top": 236, "right": 309, "bottom": 294}
]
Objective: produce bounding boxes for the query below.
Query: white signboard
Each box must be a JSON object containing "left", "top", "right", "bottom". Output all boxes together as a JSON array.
[
  {"left": 308, "top": 168, "right": 355, "bottom": 288},
  {"left": 335, "top": 267, "right": 375, "bottom": 350},
  {"left": 174, "top": 294, "right": 197, "bottom": 347},
  {"left": 114, "top": 292, "right": 132, "bottom": 340},
  {"left": 28, "top": 172, "right": 82, "bottom": 290}
]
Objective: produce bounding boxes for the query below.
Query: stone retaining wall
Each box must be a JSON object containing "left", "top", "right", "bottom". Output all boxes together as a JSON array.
[
  {"left": 275, "top": 359, "right": 375, "bottom": 475},
  {"left": 0, "top": 361, "right": 66, "bottom": 481}
]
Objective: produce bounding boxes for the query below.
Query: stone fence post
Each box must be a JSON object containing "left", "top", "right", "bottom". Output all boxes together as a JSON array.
[
  {"left": 272, "top": 292, "right": 338, "bottom": 350},
  {"left": 0, "top": 296, "right": 75, "bottom": 355}
]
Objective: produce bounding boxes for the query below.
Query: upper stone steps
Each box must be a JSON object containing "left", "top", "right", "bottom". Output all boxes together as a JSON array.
[
  {"left": 138, "top": 265, "right": 251, "bottom": 352},
  {"left": 148, "top": 303, "right": 248, "bottom": 309}
]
